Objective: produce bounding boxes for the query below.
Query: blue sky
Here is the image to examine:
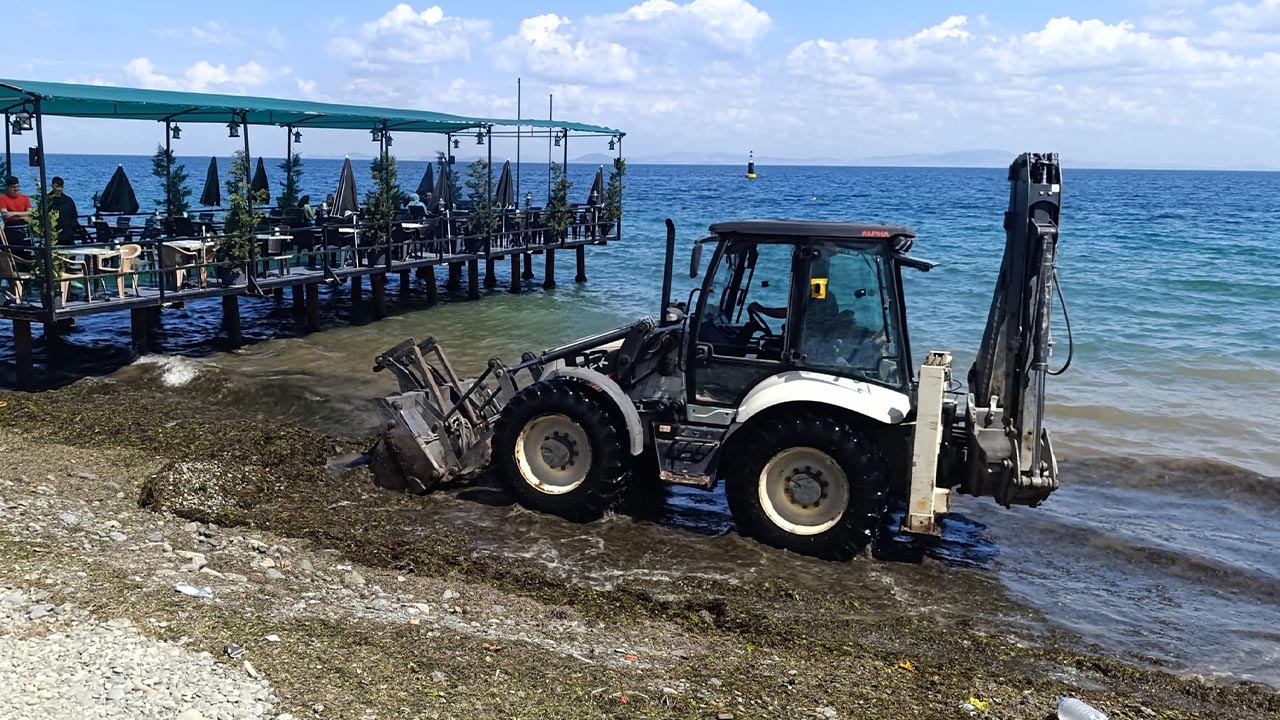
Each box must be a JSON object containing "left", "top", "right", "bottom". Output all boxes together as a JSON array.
[{"left": 8, "top": 1, "right": 1280, "bottom": 167}]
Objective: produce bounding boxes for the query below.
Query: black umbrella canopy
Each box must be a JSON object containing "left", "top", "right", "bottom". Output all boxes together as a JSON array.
[
  {"left": 415, "top": 162, "right": 435, "bottom": 206},
  {"left": 251, "top": 157, "right": 270, "bottom": 203},
  {"left": 199, "top": 157, "right": 221, "bottom": 207},
  {"left": 432, "top": 160, "right": 454, "bottom": 212},
  {"left": 494, "top": 160, "right": 514, "bottom": 210},
  {"left": 333, "top": 157, "right": 359, "bottom": 217},
  {"left": 98, "top": 165, "right": 140, "bottom": 215},
  {"left": 586, "top": 165, "right": 604, "bottom": 206}
]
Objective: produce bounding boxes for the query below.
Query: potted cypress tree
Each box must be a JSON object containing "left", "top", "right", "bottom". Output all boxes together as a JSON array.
[
  {"left": 363, "top": 152, "right": 402, "bottom": 265},
  {"left": 28, "top": 193, "right": 65, "bottom": 307},
  {"left": 601, "top": 157, "right": 626, "bottom": 239},
  {"left": 544, "top": 162, "right": 575, "bottom": 243},
  {"left": 215, "top": 151, "right": 263, "bottom": 287}
]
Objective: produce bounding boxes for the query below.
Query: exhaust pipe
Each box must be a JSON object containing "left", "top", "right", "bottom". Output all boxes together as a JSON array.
[{"left": 659, "top": 218, "right": 675, "bottom": 324}]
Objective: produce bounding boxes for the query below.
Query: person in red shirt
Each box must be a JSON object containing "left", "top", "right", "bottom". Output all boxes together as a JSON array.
[{"left": 0, "top": 176, "right": 33, "bottom": 227}]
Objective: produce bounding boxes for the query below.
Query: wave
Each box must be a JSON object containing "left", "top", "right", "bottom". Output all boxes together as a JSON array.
[
  {"left": 1061, "top": 455, "right": 1280, "bottom": 506},
  {"left": 131, "top": 355, "right": 205, "bottom": 388}
]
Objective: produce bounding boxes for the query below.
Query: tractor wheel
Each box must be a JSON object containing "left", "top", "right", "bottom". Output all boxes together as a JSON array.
[
  {"left": 492, "top": 379, "right": 629, "bottom": 522},
  {"left": 724, "top": 413, "right": 886, "bottom": 560}
]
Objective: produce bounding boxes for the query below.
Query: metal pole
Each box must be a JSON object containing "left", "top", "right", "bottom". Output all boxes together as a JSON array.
[
  {"left": 547, "top": 94, "right": 553, "bottom": 204},
  {"left": 617, "top": 136, "right": 623, "bottom": 243},
  {"left": 3, "top": 113, "right": 10, "bottom": 180},
  {"left": 485, "top": 125, "right": 492, "bottom": 259},
  {"left": 242, "top": 111, "right": 254, "bottom": 280},
  {"left": 33, "top": 99, "right": 55, "bottom": 319},
  {"left": 164, "top": 120, "right": 173, "bottom": 219},
  {"left": 383, "top": 120, "right": 391, "bottom": 272},
  {"left": 515, "top": 78, "right": 521, "bottom": 200},
  {"left": 285, "top": 126, "right": 292, "bottom": 208}
]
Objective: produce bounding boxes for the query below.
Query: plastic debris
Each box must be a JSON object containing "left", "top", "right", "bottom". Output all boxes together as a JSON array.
[
  {"left": 624, "top": 654, "right": 639, "bottom": 663},
  {"left": 264, "top": 634, "right": 281, "bottom": 642},
  {"left": 898, "top": 659, "right": 916, "bottom": 673},
  {"left": 968, "top": 697, "right": 990, "bottom": 711},
  {"left": 1057, "top": 697, "right": 1109, "bottom": 720},
  {"left": 173, "top": 581, "right": 213, "bottom": 600},
  {"left": 225, "top": 643, "right": 245, "bottom": 659}
]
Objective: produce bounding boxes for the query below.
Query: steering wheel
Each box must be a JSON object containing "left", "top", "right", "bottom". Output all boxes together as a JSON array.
[{"left": 746, "top": 302, "right": 776, "bottom": 337}]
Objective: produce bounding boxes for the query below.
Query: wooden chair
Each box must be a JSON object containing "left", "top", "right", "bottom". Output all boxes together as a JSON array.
[{"left": 99, "top": 243, "right": 142, "bottom": 298}]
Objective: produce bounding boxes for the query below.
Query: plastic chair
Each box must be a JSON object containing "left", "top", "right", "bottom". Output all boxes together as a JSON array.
[
  {"left": 0, "top": 249, "right": 32, "bottom": 302},
  {"left": 99, "top": 243, "right": 142, "bottom": 298}
]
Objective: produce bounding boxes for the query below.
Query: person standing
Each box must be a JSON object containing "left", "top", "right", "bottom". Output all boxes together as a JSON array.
[
  {"left": 49, "top": 177, "right": 82, "bottom": 242},
  {"left": 0, "top": 176, "right": 33, "bottom": 233}
]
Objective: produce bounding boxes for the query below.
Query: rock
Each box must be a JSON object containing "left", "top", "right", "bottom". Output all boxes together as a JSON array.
[
  {"left": 223, "top": 572, "right": 249, "bottom": 584},
  {"left": 1, "top": 591, "right": 25, "bottom": 606},
  {"left": 58, "top": 512, "right": 81, "bottom": 526},
  {"left": 259, "top": 557, "right": 277, "bottom": 569},
  {"left": 183, "top": 521, "right": 199, "bottom": 533},
  {"left": 708, "top": 678, "right": 723, "bottom": 688},
  {"left": 68, "top": 469, "right": 98, "bottom": 480},
  {"left": 108, "top": 531, "right": 128, "bottom": 543},
  {"left": 248, "top": 539, "right": 270, "bottom": 553},
  {"left": 342, "top": 571, "right": 366, "bottom": 589},
  {"left": 717, "top": 714, "right": 735, "bottom": 720},
  {"left": 816, "top": 707, "right": 838, "bottom": 720},
  {"left": 27, "top": 603, "right": 55, "bottom": 620},
  {"left": 244, "top": 659, "right": 261, "bottom": 679},
  {"left": 431, "top": 670, "right": 447, "bottom": 683},
  {"left": 146, "top": 531, "right": 164, "bottom": 543},
  {"left": 298, "top": 559, "right": 314, "bottom": 574},
  {"left": 106, "top": 686, "right": 125, "bottom": 701},
  {"left": 442, "top": 589, "right": 458, "bottom": 601},
  {"left": 265, "top": 569, "right": 285, "bottom": 581},
  {"left": 177, "top": 551, "right": 208, "bottom": 572},
  {"left": 175, "top": 710, "right": 205, "bottom": 720}
]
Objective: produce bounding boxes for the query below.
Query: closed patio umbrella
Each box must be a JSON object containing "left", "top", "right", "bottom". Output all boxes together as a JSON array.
[
  {"left": 199, "top": 157, "right": 221, "bottom": 207},
  {"left": 333, "top": 157, "right": 358, "bottom": 217},
  {"left": 494, "top": 160, "right": 514, "bottom": 210},
  {"left": 415, "top": 162, "right": 434, "bottom": 208},
  {"left": 98, "top": 165, "right": 140, "bottom": 215},
  {"left": 251, "top": 157, "right": 270, "bottom": 203},
  {"left": 432, "top": 160, "right": 454, "bottom": 213},
  {"left": 586, "top": 165, "right": 604, "bottom": 206}
]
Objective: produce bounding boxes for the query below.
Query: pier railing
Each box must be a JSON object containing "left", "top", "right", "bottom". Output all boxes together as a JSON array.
[{"left": 0, "top": 206, "right": 614, "bottom": 317}]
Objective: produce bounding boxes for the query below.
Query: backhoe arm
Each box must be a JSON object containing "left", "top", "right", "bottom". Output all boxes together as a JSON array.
[{"left": 964, "top": 152, "right": 1062, "bottom": 506}]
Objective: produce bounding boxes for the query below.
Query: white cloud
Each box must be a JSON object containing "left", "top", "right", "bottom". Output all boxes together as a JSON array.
[
  {"left": 1212, "top": 0, "right": 1280, "bottom": 31},
  {"left": 495, "top": 14, "right": 638, "bottom": 85},
  {"left": 156, "top": 21, "right": 240, "bottom": 47},
  {"left": 123, "top": 57, "right": 275, "bottom": 93},
  {"left": 328, "top": 4, "right": 490, "bottom": 69},
  {"left": 588, "top": 0, "right": 772, "bottom": 53}
]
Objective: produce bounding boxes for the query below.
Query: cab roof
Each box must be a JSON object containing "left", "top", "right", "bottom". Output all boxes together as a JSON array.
[{"left": 709, "top": 219, "right": 915, "bottom": 240}]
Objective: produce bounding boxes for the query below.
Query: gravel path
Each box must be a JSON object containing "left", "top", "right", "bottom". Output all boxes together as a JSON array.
[{"left": 0, "top": 586, "right": 277, "bottom": 720}]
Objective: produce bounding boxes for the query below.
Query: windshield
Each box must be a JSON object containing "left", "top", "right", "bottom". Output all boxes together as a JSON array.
[{"left": 798, "top": 244, "right": 904, "bottom": 388}]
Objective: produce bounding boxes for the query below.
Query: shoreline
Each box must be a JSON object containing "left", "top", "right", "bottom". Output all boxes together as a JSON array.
[{"left": 1, "top": 380, "right": 1276, "bottom": 718}]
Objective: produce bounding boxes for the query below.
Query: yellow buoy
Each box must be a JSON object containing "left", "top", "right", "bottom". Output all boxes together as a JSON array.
[{"left": 745, "top": 150, "right": 757, "bottom": 179}]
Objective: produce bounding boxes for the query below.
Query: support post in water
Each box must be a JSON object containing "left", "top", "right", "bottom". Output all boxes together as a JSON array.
[
  {"left": 575, "top": 245, "right": 587, "bottom": 283},
  {"left": 371, "top": 273, "right": 387, "bottom": 320},
  {"left": 292, "top": 284, "right": 304, "bottom": 314},
  {"left": 447, "top": 262, "right": 463, "bottom": 291},
  {"left": 484, "top": 258, "right": 497, "bottom": 288},
  {"left": 425, "top": 265, "right": 438, "bottom": 304},
  {"left": 352, "top": 274, "right": 363, "bottom": 302},
  {"left": 509, "top": 253, "right": 521, "bottom": 294},
  {"left": 522, "top": 252, "right": 534, "bottom": 279},
  {"left": 304, "top": 283, "right": 320, "bottom": 332},
  {"left": 13, "top": 319, "right": 32, "bottom": 386},
  {"left": 399, "top": 269, "right": 411, "bottom": 302},
  {"left": 129, "top": 308, "right": 150, "bottom": 353},
  {"left": 273, "top": 287, "right": 285, "bottom": 304},
  {"left": 467, "top": 259, "right": 480, "bottom": 300},
  {"left": 222, "top": 295, "right": 242, "bottom": 346},
  {"left": 544, "top": 248, "right": 557, "bottom": 289}
]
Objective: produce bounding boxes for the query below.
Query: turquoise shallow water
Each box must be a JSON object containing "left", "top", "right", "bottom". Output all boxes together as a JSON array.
[{"left": 2, "top": 155, "right": 1278, "bottom": 684}]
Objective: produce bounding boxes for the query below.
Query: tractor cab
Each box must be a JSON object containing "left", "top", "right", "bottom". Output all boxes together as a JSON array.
[{"left": 687, "top": 221, "right": 925, "bottom": 407}]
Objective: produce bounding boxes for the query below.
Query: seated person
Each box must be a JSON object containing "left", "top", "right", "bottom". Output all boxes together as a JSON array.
[{"left": 298, "top": 195, "right": 315, "bottom": 222}]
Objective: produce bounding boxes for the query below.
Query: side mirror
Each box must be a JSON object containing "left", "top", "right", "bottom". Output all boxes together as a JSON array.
[{"left": 689, "top": 242, "right": 703, "bottom": 278}]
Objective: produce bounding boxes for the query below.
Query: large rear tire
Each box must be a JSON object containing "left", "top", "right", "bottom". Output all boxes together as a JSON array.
[
  {"left": 724, "top": 413, "right": 885, "bottom": 560},
  {"left": 493, "top": 379, "right": 628, "bottom": 522}
]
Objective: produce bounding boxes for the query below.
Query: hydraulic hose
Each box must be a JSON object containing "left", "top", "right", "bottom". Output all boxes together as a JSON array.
[{"left": 1047, "top": 270, "right": 1073, "bottom": 376}]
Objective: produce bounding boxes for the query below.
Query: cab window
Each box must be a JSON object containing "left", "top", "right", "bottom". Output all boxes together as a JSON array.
[
  {"left": 696, "top": 240, "right": 793, "bottom": 360},
  {"left": 798, "top": 245, "right": 904, "bottom": 387}
]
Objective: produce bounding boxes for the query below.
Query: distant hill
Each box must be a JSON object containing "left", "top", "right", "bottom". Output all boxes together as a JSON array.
[{"left": 852, "top": 149, "right": 1013, "bottom": 168}]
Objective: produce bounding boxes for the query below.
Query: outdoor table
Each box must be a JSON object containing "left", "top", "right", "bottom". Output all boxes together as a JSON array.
[
  {"left": 55, "top": 247, "right": 119, "bottom": 300},
  {"left": 256, "top": 234, "right": 295, "bottom": 276}
]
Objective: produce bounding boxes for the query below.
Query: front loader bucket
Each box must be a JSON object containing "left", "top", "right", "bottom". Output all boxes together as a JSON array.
[{"left": 369, "top": 422, "right": 445, "bottom": 495}]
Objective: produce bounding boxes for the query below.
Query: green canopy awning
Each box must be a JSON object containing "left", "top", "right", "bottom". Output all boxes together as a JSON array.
[{"left": 0, "top": 78, "right": 624, "bottom": 136}]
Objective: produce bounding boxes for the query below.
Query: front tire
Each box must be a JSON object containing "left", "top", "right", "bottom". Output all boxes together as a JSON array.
[
  {"left": 724, "top": 414, "right": 885, "bottom": 560},
  {"left": 493, "top": 379, "right": 628, "bottom": 522}
]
